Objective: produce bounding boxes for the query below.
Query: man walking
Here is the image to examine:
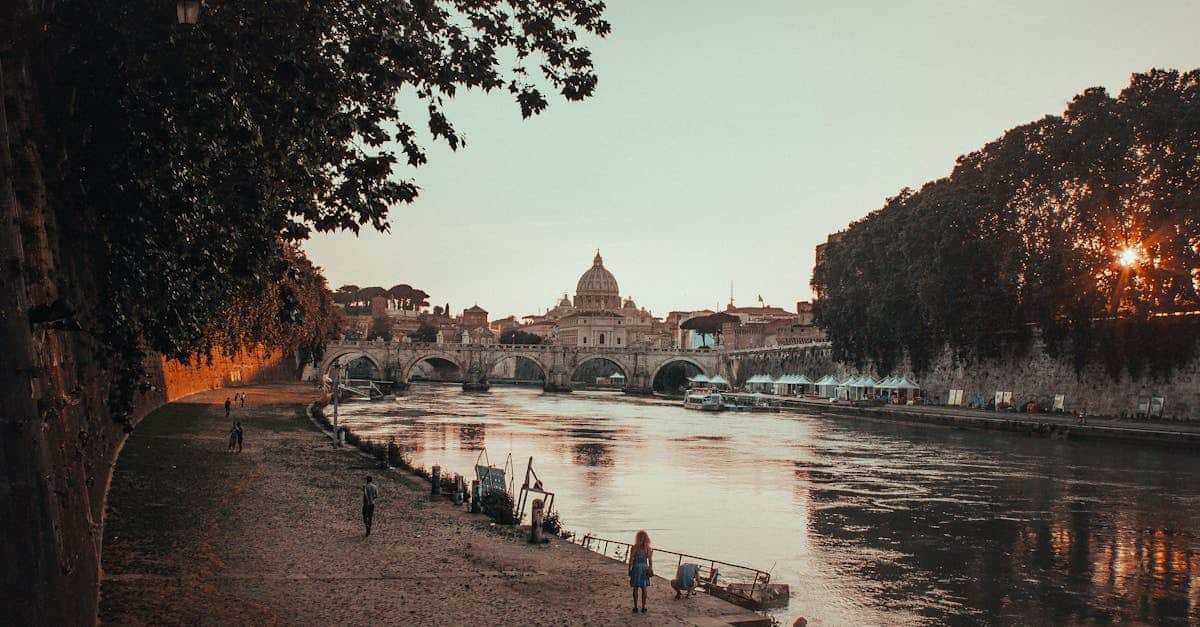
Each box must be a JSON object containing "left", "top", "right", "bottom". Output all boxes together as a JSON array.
[
  {"left": 234, "top": 421, "right": 244, "bottom": 453},
  {"left": 224, "top": 396, "right": 232, "bottom": 418},
  {"left": 362, "top": 476, "right": 379, "bottom": 536}
]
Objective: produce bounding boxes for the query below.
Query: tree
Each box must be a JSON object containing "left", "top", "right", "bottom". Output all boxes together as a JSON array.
[
  {"left": 409, "top": 323, "right": 439, "bottom": 343},
  {"left": 368, "top": 315, "right": 394, "bottom": 342},
  {"left": 812, "top": 70, "right": 1200, "bottom": 379},
  {"left": 332, "top": 285, "right": 362, "bottom": 305},
  {"left": 680, "top": 312, "right": 738, "bottom": 347},
  {"left": 2, "top": 1, "right": 609, "bottom": 622},
  {"left": 500, "top": 329, "right": 545, "bottom": 345}
]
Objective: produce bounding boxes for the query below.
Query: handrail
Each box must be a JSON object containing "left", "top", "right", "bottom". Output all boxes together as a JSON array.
[
  {"left": 571, "top": 534, "right": 771, "bottom": 603},
  {"left": 327, "top": 339, "right": 720, "bottom": 355}
]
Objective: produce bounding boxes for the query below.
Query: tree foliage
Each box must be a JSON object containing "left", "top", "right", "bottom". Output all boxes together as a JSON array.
[
  {"left": 500, "top": 329, "right": 544, "bottom": 345},
  {"left": 409, "top": 322, "right": 439, "bottom": 343},
  {"left": 368, "top": 314, "right": 394, "bottom": 342},
  {"left": 812, "top": 70, "right": 1200, "bottom": 380},
  {"left": 40, "top": 0, "right": 609, "bottom": 417}
]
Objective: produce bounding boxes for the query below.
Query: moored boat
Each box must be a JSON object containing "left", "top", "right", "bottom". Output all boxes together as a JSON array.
[
  {"left": 706, "top": 581, "right": 791, "bottom": 611},
  {"left": 684, "top": 387, "right": 723, "bottom": 411}
]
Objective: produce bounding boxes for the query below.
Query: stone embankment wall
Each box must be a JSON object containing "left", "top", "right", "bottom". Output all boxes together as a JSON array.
[
  {"left": 137, "top": 346, "right": 297, "bottom": 409},
  {"left": 919, "top": 347, "right": 1200, "bottom": 421},
  {"left": 728, "top": 343, "right": 1200, "bottom": 421}
]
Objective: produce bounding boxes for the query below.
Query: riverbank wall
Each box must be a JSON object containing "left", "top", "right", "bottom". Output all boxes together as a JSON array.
[{"left": 727, "top": 341, "right": 1200, "bottom": 421}]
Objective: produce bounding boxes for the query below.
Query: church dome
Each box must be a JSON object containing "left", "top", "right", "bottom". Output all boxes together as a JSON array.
[
  {"left": 576, "top": 251, "right": 619, "bottom": 295},
  {"left": 574, "top": 250, "right": 621, "bottom": 311}
]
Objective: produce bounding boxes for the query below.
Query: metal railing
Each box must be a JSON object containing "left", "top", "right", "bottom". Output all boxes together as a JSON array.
[
  {"left": 327, "top": 339, "right": 721, "bottom": 355},
  {"left": 572, "top": 534, "right": 771, "bottom": 604}
]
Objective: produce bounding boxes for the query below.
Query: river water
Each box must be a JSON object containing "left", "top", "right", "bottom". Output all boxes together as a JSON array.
[{"left": 336, "top": 384, "right": 1200, "bottom": 625}]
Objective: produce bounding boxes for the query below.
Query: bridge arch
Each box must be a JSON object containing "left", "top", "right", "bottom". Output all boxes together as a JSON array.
[
  {"left": 323, "top": 350, "right": 386, "bottom": 380},
  {"left": 570, "top": 355, "right": 630, "bottom": 384},
  {"left": 650, "top": 357, "right": 708, "bottom": 394},
  {"left": 487, "top": 353, "right": 549, "bottom": 382},
  {"left": 402, "top": 351, "right": 466, "bottom": 384}
]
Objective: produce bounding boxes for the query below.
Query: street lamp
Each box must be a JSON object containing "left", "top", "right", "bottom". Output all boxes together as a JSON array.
[
  {"left": 330, "top": 358, "right": 341, "bottom": 444},
  {"left": 176, "top": 0, "right": 201, "bottom": 25}
]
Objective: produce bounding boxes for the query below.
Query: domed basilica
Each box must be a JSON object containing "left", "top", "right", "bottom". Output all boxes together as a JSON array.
[
  {"left": 574, "top": 250, "right": 622, "bottom": 310},
  {"left": 523, "top": 250, "right": 664, "bottom": 348}
]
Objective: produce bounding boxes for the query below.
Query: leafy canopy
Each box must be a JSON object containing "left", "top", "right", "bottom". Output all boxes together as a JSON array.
[
  {"left": 811, "top": 69, "right": 1200, "bottom": 380},
  {"left": 43, "top": 0, "right": 609, "bottom": 415}
]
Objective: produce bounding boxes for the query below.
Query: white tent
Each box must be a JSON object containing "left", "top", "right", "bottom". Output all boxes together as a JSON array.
[
  {"left": 894, "top": 377, "right": 921, "bottom": 390},
  {"left": 746, "top": 374, "right": 777, "bottom": 394},
  {"left": 708, "top": 375, "right": 730, "bottom": 389},
  {"left": 774, "top": 374, "right": 813, "bottom": 396},
  {"left": 814, "top": 375, "right": 840, "bottom": 398},
  {"left": 689, "top": 374, "right": 712, "bottom": 385},
  {"left": 608, "top": 372, "right": 626, "bottom": 380}
]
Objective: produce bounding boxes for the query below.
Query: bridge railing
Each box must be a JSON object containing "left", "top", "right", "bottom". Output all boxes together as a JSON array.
[{"left": 326, "top": 339, "right": 722, "bottom": 355}]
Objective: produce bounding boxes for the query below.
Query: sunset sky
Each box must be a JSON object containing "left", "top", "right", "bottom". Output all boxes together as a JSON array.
[{"left": 304, "top": 0, "right": 1200, "bottom": 320}]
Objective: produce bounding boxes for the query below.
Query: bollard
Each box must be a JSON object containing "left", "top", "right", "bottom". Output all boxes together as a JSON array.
[
  {"left": 431, "top": 465, "right": 442, "bottom": 496},
  {"left": 529, "top": 498, "right": 545, "bottom": 544},
  {"left": 471, "top": 480, "right": 482, "bottom": 513},
  {"left": 452, "top": 474, "right": 464, "bottom": 505},
  {"left": 336, "top": 428, "right": 344, "bottom": 447}
]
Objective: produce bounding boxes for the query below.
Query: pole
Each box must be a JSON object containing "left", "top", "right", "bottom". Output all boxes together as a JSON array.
[{"left": 332, "top": 360, "right": 340, "bottom": 445}]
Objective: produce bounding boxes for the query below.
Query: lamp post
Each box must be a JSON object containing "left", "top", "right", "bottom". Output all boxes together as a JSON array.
[
  {"left": 176, "top": 0, "right": 201, "bottom": 24},
  {"left": 331, "top": 358, "right": 341, "bottom": 445}
]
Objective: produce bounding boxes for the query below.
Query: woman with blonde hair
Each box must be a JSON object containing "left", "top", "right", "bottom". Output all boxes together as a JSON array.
[{"left": 628, "top": 530, "right": 653, "bottom": 613}]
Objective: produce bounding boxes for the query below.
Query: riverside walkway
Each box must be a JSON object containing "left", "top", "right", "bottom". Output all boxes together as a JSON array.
[{"left": 100, "top": 383, "right": 764, "bottom": 626}]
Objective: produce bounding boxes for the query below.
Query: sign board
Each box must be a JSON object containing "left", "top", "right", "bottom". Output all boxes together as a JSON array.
[
  {"left": 1052, "top": 394, "right": 1065, "bottom": 412},
  {"left": 1002, "top": 391, "right": 1013, "bottom": 406},
  {"left": 948, "top": 389, "right": 963, "bottom": 406},
  {"left": 475, "top": 465, "right": 506, "bottom": 496},
  {"left": 1136, "top": 397, "right": 1150, "bottom": 417},
  {"left": 1150, "top": 397, "right": 1165, "bottom": 418}
]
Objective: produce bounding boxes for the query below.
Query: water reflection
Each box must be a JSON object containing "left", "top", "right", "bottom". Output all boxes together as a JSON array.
[{"left": 338, "top": 384, "right": 1200, "bottom": 626}]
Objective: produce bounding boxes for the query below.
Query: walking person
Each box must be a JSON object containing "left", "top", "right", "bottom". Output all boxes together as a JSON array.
[
  {"left": 239, "top": 392, "right": 245, "bottom": 408},
  {"left": 227, "top": 423, "right": 237, "bottom": 452},
  {"left": 628, "top": 530, "right": 653, "bottom": 613},
  {"left": 235, "top": 421, "right": 243, "bottom": 453},
  {"left": 362, "top": 476, "right": 379, "bottom": 537},
  {"left": 224, "top": 396, "right": 232, "bottom": 418}
]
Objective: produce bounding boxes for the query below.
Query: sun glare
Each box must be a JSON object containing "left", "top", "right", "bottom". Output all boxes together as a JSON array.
[{"left": 1118, "top": 246, "right": 1139, "bottom": 268}]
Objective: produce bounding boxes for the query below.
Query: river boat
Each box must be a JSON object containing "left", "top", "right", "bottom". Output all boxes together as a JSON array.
[
  {"left": 706, "top": 581, "right": 791, "bottom": 611},
  {"left": 720, "top": 395, "right": 754, "bottom": 412},
  {"left": 720, "top": 392, "right": 781, "bottom": 412},
  {"left": 684, "top": 387, "right": 723, "bottom": 411}
]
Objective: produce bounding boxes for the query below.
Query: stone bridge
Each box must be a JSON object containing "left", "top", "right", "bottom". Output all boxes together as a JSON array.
[{"left": 318, "top": 340, "right": 726, "bottom": 393}]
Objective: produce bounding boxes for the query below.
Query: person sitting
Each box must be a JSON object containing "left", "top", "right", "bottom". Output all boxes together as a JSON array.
[{"left": 671, "top": 562, "right": 702, "bottom": 600}]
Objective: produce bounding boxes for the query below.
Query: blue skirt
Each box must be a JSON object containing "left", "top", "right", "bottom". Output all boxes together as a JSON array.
[{"left": 630, "top": 556, "right": 651, "bottom": 588}]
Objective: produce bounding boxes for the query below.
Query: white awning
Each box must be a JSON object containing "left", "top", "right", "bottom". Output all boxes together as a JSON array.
[
  {"left": 814, "top": 375, "right": 840, "bottom": 386},
  {"left": 775, "top": 374, "right": 812, "bottom": 385},
  {"left": 609, "top": 372, "right": 626, "bottom": 379},
  {"left": 689, "top": 374, "right": 711, "bottom": 383},
  {"left": 709, "top": 375, "right": 730, "bottom": 386},
  {"left": 746, "top": 374, "right": 775, "bottom": 384},
  {"left": 894, "top": 377, "right": 921, "bottom": 389}
]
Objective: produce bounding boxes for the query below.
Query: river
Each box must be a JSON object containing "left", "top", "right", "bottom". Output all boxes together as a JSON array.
[{"left": 335, "top": 383, "right": 1200, "bottom": 625}]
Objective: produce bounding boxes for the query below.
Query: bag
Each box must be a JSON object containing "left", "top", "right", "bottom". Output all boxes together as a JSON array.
[{"left": 646, "top": 569, "right": 654, "bottom": 578}]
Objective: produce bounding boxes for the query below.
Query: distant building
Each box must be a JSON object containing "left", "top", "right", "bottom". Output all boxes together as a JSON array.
[
  {"left": 462, "top": 304, "right": 488, "bottom": 329},
  {"left": 514, "top": 250, "right": 673, "bottom": 348},
  {"left": 554, "top": 310, "right": 627, "bottom": 347}
]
